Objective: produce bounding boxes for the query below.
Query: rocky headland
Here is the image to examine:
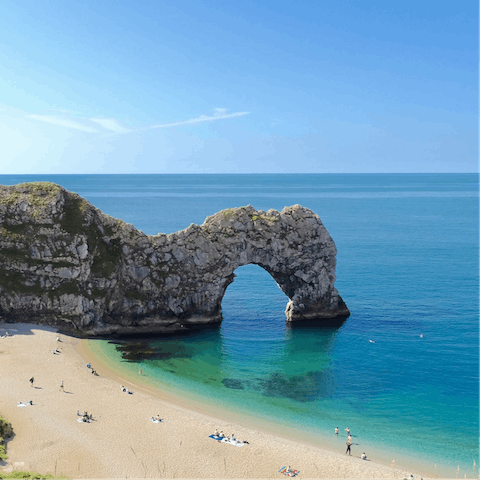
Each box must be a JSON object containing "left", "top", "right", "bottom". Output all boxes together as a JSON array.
[{"left": 0, "top": 182, "right": 349, "bottom": 335}]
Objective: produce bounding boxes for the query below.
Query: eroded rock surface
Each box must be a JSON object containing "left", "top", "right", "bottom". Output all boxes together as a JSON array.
[{"left": 0, "top": 182, "right": 349, "bottom": 335}]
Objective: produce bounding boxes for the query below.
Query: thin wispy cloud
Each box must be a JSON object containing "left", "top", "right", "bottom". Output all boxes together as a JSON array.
[
  {"left": 90, "top": 118, "right": 132, "bottom": 134},
  {"left": 46, "top": 107, "right": 83, "bottom": 115},
  {"left": 148, "top": 109, "right": 249, "bottom": 130},
  {"left": 27, "top": 114, "right": 100, "bottom": 133},
  {"left": 26, "top": 108, "right": 249, "bottom": 135}
]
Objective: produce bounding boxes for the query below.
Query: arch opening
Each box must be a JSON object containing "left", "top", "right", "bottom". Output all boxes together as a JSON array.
[{"left": 220, "top": 264, "right": 290, "bottom": 328}]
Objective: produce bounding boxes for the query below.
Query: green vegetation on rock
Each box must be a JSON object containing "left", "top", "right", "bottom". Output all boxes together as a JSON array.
[
  {"left": 90, "top": 237, "right": 121, "bottom": 277},
  {"left": 0, "top": 271, "right": 80, "bottom": 300},
  {"left": 251, "top": 214, "right": 278, "bottom": 223},
  {"left": 124, "top": 289, "right": 147, "bottom": 301},
  {"left": 0, "top": 471, "right": 56, "bottom": 479},
  {"left": 0, "top": 248, "right": 75, "bottom": 269},
  {"left": 51, "top": 282, "right": 80, "bottom": 298},
  {"left": 1, "top": 224, "right": 29, "bottom": 235},
  {"left": 0, "top": 415, "right": 14, "bottom": 461},
  {"left": 58, "top": 194, "right": 88, "bottom": 237},
  {"left": 0, "top": 191, "right": 20, "bottom": 206},
  {"left": 90, "top": 287, "right": 107, "bottom": 299},
  {"left": 56, "top": 194, "right": 121, "bottom": 277},
  {"left": 0, "top": 272, "right": 45, "bottom": 297},
  {"left": 25, "top": 182, "right": 61, "bottom": 207}
]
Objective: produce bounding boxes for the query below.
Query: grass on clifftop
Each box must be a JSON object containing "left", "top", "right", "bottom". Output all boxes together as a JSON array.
[{"left": 0, "top": 182, "right": 61, "bottom": 209}]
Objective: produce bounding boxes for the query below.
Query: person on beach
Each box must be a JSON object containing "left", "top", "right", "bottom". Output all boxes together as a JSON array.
[
  {"left": 345, "top": 427, "right": 350, "bottom": 435},
  {"left": 59, "top": 381, "right": 64, "bottom": 392},
  {"left": 361, "top": 452, "right": 367, "bottom": 460},
  {"left": 219, "top": 431, "right": 225, "bottom": 438},
  {"left": 139, "top": 369, "right": 143, "bottom": 375},
  {"left": 347, "top": 434, "right": 352, "bottom": 442},
  {"left": 335, "top": 427, "right": 339, "bottom": 435},
  {"left": 345, "top": 438, "right": 352, "bottom": 455},
  {"left": 214, "top": 429, "right": 219, "bottom": 437},
  {"left": 29, "top": 377, "right": 34, "bottom": 387}
]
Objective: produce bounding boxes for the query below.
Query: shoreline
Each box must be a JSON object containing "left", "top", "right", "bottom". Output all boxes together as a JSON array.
[
  {"left": 0, "top": 323, "right": 442, "bottom": 478},
  {"left": 82, "top": 339, "right": 439, "bottom": 477}
]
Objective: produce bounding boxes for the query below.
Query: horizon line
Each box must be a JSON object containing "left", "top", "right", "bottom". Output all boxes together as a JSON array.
[{"left": 0, "top": 172, "right": 477, "bottom": 176}]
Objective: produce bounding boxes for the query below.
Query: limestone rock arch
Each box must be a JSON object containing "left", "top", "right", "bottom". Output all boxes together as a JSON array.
[
  {"left": 166, "top": 204, "right": 350, "bottom": 325},
  {"left": 0, "top": 183, "right": 349, "bottom": 335}
]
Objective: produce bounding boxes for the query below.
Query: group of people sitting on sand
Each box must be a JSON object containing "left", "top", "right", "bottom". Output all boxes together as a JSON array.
[
  {"left": 150, "top": 415, "right": 162, "bottom": 423},
  {"left": 17, "top": 400, "right": 33, "bottom": 407},
  {"left": 278, "top": 465, "right": 299, "bottom": 477},
  {"left": 212, "top": 429, "right": 249, "bottom": 445},
  {"left": 284, "top": 466, "right": 297, "bottom": 476},
  {"left": 77, "top": 411, "right": 93, "bottom": 423},
  {"left": 86, "top": 363, "right": 99, "bottom": 376},
  {"left": 120, "top": 385, "right": 133, "bottom": 394}
]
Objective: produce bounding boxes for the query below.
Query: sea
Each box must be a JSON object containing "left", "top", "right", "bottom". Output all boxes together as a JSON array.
[{"left": 1, "top": 173, "right": 478, "bottom": 478}]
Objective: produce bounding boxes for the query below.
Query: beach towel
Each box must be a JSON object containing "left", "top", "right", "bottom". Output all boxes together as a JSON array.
[
  {"left": 150, "top": 418, "right": 162, "bottom": 423},
  {"left": 17, "top": 403, "right": 29, "bottom": 407},
  {"left": 208, "top": 435, "right": 245, "bottom": 447},
  {"left": 278, "top": 466, "right": 300, "bottom": 476},
  {"left": 77, "top": 418, "right": 90, "bottom": 423}
]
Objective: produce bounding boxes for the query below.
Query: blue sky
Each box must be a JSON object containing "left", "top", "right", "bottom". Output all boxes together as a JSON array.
[{"left": 0, "top": 0, "right": 477, "bottom": 173}]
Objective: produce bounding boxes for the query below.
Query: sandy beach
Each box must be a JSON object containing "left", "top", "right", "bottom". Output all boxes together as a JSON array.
[{"left": 0, "top": 323, "right": 434, "bottom": 479}]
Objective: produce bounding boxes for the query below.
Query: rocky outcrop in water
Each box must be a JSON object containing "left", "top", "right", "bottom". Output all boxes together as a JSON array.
[{"left": 0, "top": 182, "right": 349, "bottom": 335}]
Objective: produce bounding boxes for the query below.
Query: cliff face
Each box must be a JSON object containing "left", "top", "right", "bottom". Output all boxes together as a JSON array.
[{"left": 0, "top": 182, "right": 349, "bottom": 335}]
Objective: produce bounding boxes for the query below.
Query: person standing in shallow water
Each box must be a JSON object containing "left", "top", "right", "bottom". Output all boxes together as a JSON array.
[
  {"left": 335, "top": 427, "right": 339, "bottom": 435},
  {"left": 345, "top": 438, "right": 352, "bottom": 455}
]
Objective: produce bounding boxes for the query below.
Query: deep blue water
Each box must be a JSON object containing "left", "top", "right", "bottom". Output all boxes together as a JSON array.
[{"left": 1, "top": 174, "right": 478, "bottom": 477}]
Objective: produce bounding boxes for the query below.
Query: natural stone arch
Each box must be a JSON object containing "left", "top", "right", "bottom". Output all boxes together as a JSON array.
[
  {"left": 166, "top": 204, "right": 350, "bottom": 325},
  {"left": 0, "top": 183, "right": 350, "bottom": 335}
]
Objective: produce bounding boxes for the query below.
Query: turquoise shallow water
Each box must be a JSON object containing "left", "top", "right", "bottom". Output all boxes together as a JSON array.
[{"left": 2, "top": 173, "right": 478, "bottom": 478}]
